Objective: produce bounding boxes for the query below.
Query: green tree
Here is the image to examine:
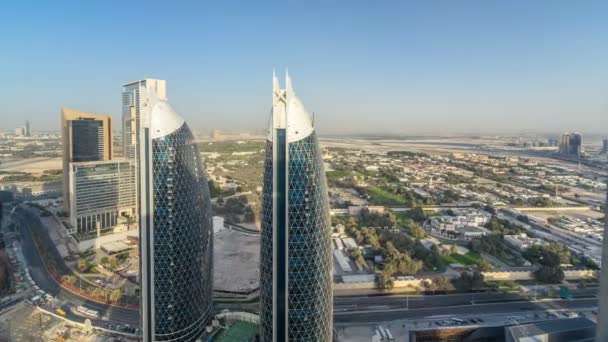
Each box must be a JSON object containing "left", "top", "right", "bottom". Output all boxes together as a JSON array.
[
  {"left": 453, "top": 271, "right": 485, "bottom": 292},
  {"left": 407, "top": 207, "right": 427, "bottom": 223},
  {"left": 410, "top": 224, "right": 426, "bottom": 239},
  {"left": 433, "top": 276, "right": 450, "bottom": 291},
  {"left": 534, "top": 266, "right": 564, "bottom": 284},
  {"left": 109, "top": 288, "right": 122, "bottom": 303},
  {"left": 92, "top": 287, "right": 106, "bottom": 299},
  {"left": 375, "top": 271, "right": 394, "bottom": 290},
  {"left": 477, "top": 260, "right": 493, "bottom": 272},
  {"left": 61, "top": 275, "right": 77, "bottom": 286}
]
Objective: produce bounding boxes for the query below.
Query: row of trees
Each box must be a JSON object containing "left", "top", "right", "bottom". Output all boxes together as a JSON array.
[
  {"left": 213, "top": 195, "right": 256, "bottom": 224},
  {"left": 484, "top": 216, "right": 524, "bottom": 235},
  {"left": 61, "top": 275, "right": 123, "bottom": 303},
  {"left": 523, "top": 242, "right": 572, "bottom": 283}
]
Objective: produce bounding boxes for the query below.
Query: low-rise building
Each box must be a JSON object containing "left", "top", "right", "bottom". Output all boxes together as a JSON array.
[{"left": 504, "top": 233, "right": 547, "bottom": 251}]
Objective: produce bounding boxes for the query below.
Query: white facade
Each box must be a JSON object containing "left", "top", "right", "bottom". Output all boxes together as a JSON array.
[
  {"left": 267, "top": 71, "right": 314, "bottom": 143},
  {"left": 504, "top": 233, "right": 546, "bottom": 251},
  {"left": 68, "top": 159, "right": 136, "bottom": 239}
]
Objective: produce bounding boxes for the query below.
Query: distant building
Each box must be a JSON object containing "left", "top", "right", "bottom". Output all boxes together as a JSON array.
[
  {"left": 61, "top": 108, "right": 113, "bottom": 213},
  {"left": 25, "top": 120, "right": 31, "bottom": 137},
  {"left": 602, "top": 139, "right": 608, "bottom": 154},
  {"left": 504, "top": 233, "right": 546, "bottom": 251},
  {"left": 14, "top": 127, "right": 25, "bottom": 136},
  {"left": 211, "top": 128, "right": 222, "bottom": 139},
  {"left": 559, "top": 132, "right": 583, "bottom": 157},
  {"left": 0, "top": 181, "right": 62, "bottom": 199},
  {"left": 427, "top": 210, "right": 491, "bottom": 240},
  {"left": 548, "top": 138, "right": 559, "bottom": 147}
]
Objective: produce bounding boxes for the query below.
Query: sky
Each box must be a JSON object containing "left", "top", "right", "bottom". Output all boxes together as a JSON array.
[{"left": 1, "top": 0, "right": 607, "bottom": 135}]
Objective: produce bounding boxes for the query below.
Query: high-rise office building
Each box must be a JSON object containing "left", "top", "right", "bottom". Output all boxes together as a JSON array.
[
  {"left": 138, "top": 89, "right": 213, "bottom": 341},
  {"left": 68, "top": 160, "right": 136, "bottom": 238},
  {"left": 61, "top": 108, "right": 113, "bottom": 212},
  {"left": 559, "top": 132, "right": 583, "bottom": 157},
  {"left": 602, "top": 139, "right": 608, "bottom": 154},
  {"left": 122, "top": 79, "right": 167, "bottom": 162},
  {"left": 559, "top": 133, "right": 571, "bottom": 155},
  {"left": 596, "top": 186, "right": 608, "bottom": 341},
  {"left": 122, "top": 79, "right": 166, "bottom": 230},
  {"left": 14, "top": 127, "right": 25, "bottom": 136},
  {"left": 259, "top": 72, "right": 333, "bottom": 341},
  {"left": 570, "top": 132, "right": 582, "bottom": 156},
  {"left": 25, "top": 120, "right": 31, "bottom": 137}
]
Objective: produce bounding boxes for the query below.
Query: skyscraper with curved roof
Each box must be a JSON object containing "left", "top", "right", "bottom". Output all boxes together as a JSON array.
[
  {"left": 137, "top": 86, "right": 213, "bottom": 342},
  {"left": 260, "top": 71, "right": 333, "bottom": 341}
]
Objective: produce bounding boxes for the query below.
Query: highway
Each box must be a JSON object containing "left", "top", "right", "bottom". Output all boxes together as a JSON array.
[
  {"left": 334, "top": 297, "right": 598, "bottom": 323},
  {"left": 9, "top": 205, "right": 140, "bottom": 325},
  {"left": 6, "top": 203, "right": 601, "bottom": 330}
]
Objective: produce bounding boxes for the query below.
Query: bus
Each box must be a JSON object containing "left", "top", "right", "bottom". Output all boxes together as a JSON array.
[
  {"left": 76, "top": 306, "right": 99, "bottom": 318},
  {"left": 55, "top": 308, "right": 66, "bottom": 317}
]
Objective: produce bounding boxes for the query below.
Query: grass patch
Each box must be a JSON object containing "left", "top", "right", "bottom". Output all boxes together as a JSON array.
[
  {"left": 442, "top": 252, "right": 483, "bottom": 266},
  {"left": 367, "top": 185, "right": 407, "bottom": 206},
  {"left": 216, "top": 321, "right": 258, "bottom": 342}
]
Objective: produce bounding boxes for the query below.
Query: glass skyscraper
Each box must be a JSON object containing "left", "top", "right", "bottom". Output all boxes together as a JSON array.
[
  {"left": 138, "top": 92, "right": 213, "bottom": 341},
  {"left": 260, "top": 72, "right": 333, "bottom": 341}
]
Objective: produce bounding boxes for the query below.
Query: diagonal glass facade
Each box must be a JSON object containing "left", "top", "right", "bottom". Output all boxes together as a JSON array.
[
  {"left": 149, "top": 122, "right": 214, "bottom": 341},
  {"left": 260, "top": 130, "right": 333, "bottom": 341}
]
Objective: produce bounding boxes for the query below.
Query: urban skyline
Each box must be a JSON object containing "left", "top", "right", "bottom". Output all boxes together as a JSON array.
[
  {"left": 2, "top": 1, "right": 608, "bottom": 134},
  {"left": 0, "top": 2, "right": 607, "bottom": 341},
  {"left": 0, "top": 72, "right": 605, "bottom": 341}
]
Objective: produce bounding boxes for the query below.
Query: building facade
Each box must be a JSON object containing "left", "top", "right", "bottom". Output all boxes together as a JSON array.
[
  {"left": 559, "top": 132, "right": 583, "bottom": 157},
  {"left": 122, "top": 79, "right": 166, "bottom": 163},
  {"left": 259, "top": 72, "right": 333, "bottom": 341},
  {"left": 138, "top": 91, "right": 213, "bottom": 342},
  {"left": 68, "top": 160, "right": 136, "bottom": 238},
  {"left": 596, "top": 186, "right": 608, "bottom": 341},
  {"left": 61, "top": 108, "right": 113, "bottom": 212}
]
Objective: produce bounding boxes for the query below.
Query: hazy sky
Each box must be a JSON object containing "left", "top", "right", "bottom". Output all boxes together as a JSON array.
[{"left": 1, "top": 0, "right": 607, "bottom": 135}]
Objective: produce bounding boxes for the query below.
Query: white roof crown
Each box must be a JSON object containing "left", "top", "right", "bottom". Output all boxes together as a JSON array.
[
  {"left": 149, "top": 99, "right": 185, "bottom": 139},
  {"left": 267, "top": 70, "right": 314, "bottom": 142}
]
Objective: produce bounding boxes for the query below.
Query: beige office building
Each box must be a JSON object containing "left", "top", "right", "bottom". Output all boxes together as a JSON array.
[{"left": 61, "top": 108, "right": 113, "bottom": 212}]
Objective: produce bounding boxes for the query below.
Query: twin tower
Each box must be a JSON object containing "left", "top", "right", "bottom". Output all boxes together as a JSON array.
[{"left": 129, "top": 73, "right": 333, "bottom": 342}]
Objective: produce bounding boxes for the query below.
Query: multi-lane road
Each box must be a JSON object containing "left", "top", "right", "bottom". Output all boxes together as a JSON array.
[
  {"left": 333, "top": 293, "right": 598, "bottom": 323},
  {"left": 6, "top": 203, "right": 601, "bottom": 331},
  {"left": 9, "top": 205, "right": 139, "bottom": 325}
]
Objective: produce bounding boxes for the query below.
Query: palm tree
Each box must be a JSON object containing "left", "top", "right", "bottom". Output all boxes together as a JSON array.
[
  {"left": 62, "top": 275, "right": 77, "bottom": 286},
  {"left": 109, "top": 288, "right": 122, "bottom": 303},
  {"left": 92, "top": 288, "right": 105, "bottom": 299}
]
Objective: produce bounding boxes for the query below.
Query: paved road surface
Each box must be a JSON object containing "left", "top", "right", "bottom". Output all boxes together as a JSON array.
[
  {"left": 334, "top": 298, "right": 598, "bottom": 323},
  {"left": 11, "top": 205, "right": 139, "bottom": 325}
]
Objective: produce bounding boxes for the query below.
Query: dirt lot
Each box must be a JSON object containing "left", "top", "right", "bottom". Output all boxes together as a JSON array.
[{"left": 213, "top": 227, "right": 260, "bottom": 293}]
